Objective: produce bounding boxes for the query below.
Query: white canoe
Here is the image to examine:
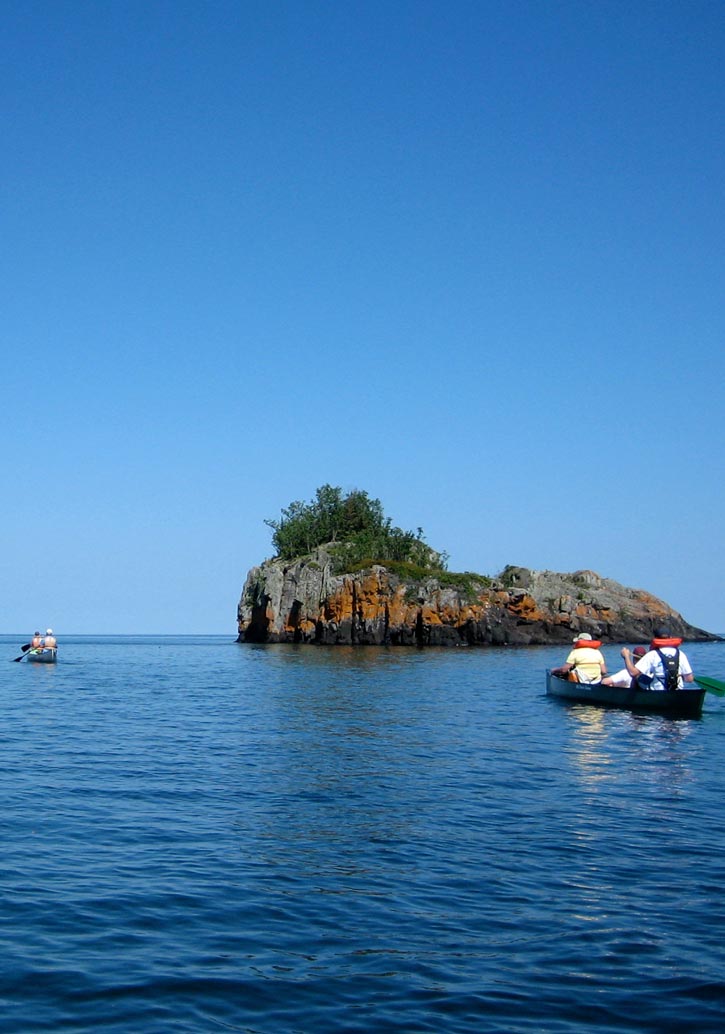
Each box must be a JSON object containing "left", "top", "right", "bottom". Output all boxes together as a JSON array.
[{"left": 27, "top": 647, "right": 57, "bottom": 663}]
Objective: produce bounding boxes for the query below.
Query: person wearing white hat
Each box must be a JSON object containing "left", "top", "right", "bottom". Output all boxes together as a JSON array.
[
  {"left": 553, "top": 632, "right": 607, "bottom": 684},
  {"left": 43, "top": 629, "right": 57, "bottom": 648}
]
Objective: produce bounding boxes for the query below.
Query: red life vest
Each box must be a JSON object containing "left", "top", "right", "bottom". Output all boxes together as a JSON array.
[
  {"left": 573, "top": 639, "right": 602, "bottom": 650},
  {"left": 650, "top": 636, "right": 682, "bottom": 650}
]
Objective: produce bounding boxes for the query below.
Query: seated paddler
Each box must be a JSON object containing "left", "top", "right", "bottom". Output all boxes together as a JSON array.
[
  {"left": 553, "top": 632, "right": 608, "bottom": 683},
  {"left": 620, "top": 628, "right": 695, "bottom": 691},
  {"left": 602, "top": 646, "right": 647, "bottom": 687}
]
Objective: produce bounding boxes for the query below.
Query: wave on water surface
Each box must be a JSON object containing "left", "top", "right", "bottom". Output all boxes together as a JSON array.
[{"left": 1, "top": 636, "right": 725, "bottom": 1032}]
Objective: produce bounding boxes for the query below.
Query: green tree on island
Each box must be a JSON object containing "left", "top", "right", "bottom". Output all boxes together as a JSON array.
[{"left": 265, "top": 484, "right": 448, "bottom": 573}]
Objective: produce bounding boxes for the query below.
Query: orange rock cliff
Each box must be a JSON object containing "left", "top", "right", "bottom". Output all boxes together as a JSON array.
[{"left": 237, "top": 553, "right": 717, "bottom": 647}]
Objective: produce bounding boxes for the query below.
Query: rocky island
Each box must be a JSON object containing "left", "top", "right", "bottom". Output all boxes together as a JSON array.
[{"left": 237, "top": 487, "right": 717, "bottom": 647}]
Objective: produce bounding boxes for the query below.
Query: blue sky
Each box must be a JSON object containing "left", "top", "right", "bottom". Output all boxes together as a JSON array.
[{"left": 3, "top": 0, "right": 723, "bottom": 635}]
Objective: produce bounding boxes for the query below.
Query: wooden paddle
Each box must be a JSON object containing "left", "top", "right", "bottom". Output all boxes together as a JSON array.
[
  {"left": 13, "top": 644, "right": 31, "bottom": 662},
  {"left": 694, "top": 675, "right": 725, "bottom": 696}
]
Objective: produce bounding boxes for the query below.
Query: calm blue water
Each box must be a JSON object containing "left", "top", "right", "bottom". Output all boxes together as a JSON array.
[{"left": 2, "top": 635, "right": 725, "bottom": 1033}]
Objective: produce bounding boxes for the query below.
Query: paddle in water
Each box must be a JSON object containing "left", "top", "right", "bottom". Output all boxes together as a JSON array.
[{"left": 13, "top": 644, "right": 31, "bottom": 662}]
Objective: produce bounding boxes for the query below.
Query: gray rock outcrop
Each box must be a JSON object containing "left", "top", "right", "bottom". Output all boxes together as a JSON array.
[{"left": 237, "top": 553, "right": 717, "bottom": 646}]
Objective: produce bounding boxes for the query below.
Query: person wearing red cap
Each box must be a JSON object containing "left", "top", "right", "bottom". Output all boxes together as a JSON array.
[{"left": 602, "top": 646, "right": 647, "bottom": 687}]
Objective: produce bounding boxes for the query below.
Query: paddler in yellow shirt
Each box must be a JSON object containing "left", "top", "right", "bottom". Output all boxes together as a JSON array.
[{"left": 554, "top": 632, "right": 607, "bottom": 683}]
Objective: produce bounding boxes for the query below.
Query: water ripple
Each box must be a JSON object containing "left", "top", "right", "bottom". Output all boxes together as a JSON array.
[{"left": 1, "top": 637, "right": 725, "bottom": 1032}]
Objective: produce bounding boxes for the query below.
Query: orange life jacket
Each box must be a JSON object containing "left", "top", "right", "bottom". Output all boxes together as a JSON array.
[{"left": 650, "top": 636, "right": 682, "bottom": 650}]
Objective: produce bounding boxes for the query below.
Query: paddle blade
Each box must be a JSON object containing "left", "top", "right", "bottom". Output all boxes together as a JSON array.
[{"left": 695, "top": 675, "right": 725, "bottom": 696}]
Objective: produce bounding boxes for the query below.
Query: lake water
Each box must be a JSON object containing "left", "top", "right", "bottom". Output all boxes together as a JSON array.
[{"left": 2, "top": 634, "right": 725, "bottom": 1033}]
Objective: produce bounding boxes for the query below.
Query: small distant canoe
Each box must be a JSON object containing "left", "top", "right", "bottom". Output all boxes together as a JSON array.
[
  {"left": 26, "top": 647, "right": 57, "bottom": 664},
  {"left": 546, "top": 670, "right": 705, "bottom": 718}
]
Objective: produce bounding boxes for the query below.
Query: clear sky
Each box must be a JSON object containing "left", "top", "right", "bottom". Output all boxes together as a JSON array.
[{"left": 2, "top": 0, "right": 723, "bottom": 635}]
